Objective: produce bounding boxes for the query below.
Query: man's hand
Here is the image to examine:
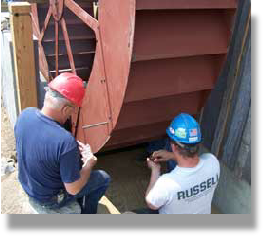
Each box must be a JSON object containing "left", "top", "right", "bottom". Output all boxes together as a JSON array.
[
  {"left": 145, "top": 158, "right": 161, "bottom": 208},
  {"left": 65, "top": 142, "right": 96, "bottom": 196},
  {"left": 78, "top": 141, "right": 93, "bottom": 159},
  {"left": 82, "top": 155, "right": 97, "bottom": 168},
  {"left": 147, "top": 158, "right": 161, "bottom": 171},
  {"left": 151, "top": 150, "right": 175, "bottom": 162},
  {"left": 78, "top": 141, "right": 97, "bottom": 168}
]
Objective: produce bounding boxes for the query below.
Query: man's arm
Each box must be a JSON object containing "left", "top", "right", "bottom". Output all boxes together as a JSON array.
[
  {"left": 64, "top": 157, "right": 96, "bottom": 195},
  {"left": 152, "top": 150, "right": 175, "bottom": 162},
  {"left": 64, "top": 142, "right": 96, "bottom": 195},
  {"left": 145, "top": 159, "right": 161, "bottom": 210}
]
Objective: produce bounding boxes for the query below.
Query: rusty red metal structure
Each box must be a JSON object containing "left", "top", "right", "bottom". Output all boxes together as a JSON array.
[{"left": 31, "top": 0, "right": 238, "bottom": 153}]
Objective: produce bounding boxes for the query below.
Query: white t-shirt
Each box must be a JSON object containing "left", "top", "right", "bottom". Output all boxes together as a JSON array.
[{"left": 146, "top": 153, "right": 220, "bottom": 214}]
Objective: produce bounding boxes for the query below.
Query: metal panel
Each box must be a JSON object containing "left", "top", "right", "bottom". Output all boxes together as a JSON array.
[
  {"left": 133, "top": 9, "right": 234, "bottom": 61},
  {"left": 136, "top": 0, "right": 238, "bottom": 10},
  {"left": 42, "top": 39, "right": 96, "bottom": 56},
  {"left": 102, "top": 1, "right": 236, "bottom": 151},
  {"left": 32, "top": 0, "right": 238, "bottom": 153},
  {"left": 116, "top": 91, "right": 207, "bottom": 130},
  {"left": 125, "top": 55, "right": 224, "bottom": 103},
  {"left": 105, "top": 121, "right": 171, "bottom": 151}
]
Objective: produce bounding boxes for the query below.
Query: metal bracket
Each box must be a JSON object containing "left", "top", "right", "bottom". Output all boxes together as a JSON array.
[{"left": 82, "top": 121, "right": 109, "bottom": 129}]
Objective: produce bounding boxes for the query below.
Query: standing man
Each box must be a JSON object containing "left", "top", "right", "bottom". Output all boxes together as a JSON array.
[
  {"left": 15, "top": 73, "right": 110, "bottom": 214},
  {"left": 145, "top": 113, "right": 220, "bottom": 214}
]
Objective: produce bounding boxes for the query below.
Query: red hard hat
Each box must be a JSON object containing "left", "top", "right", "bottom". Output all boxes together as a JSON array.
[{"left": 48, "top": 73, "right": 85, "bottom": 107}]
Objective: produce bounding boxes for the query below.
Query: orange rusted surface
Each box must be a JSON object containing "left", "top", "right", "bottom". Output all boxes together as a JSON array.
[{"left": 32, "top": 0, "right": 238, "bottom": 153}]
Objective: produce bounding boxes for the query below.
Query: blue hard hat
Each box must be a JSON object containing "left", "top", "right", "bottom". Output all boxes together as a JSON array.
[{"left": 166, "top": 113, "right": 202, "bottom": 144}]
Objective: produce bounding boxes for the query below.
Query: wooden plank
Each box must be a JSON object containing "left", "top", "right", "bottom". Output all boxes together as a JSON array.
[
  {"left": 99, "top": 196, "right": 120, "bottom": 214},
  {"left": 9, "top": 2, "right": 31, "bottom": 14},
  {"left": 9, "top": 2, "right": 38, "bottom": 112}
]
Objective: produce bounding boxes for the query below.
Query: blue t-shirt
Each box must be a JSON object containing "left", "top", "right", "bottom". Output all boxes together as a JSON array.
[{"left": 14, "top": 108, "right": 81, "bottom": 202}]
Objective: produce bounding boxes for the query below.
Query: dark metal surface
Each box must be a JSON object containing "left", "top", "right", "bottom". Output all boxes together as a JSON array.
[
  {"left": 136, "top": 0, "right": 238, "bottom": 10},
  {"left": 103, "top": 0, "right": 238, "bottom": 151},
  {"left": 132, "top": 9, "right": 235, "bottom": 61},
  {"left": 31, "top": 0, "right": 96, "bottom": 82}
]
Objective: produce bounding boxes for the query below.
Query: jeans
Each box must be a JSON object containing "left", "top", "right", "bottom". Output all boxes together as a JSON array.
[{"left": 34, "top": 170, "right": 111, "bottom": 214}]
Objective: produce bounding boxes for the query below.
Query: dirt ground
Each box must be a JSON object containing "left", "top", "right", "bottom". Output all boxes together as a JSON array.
[{"left": 1, "top": 104, "right": 220, "bottom": 214}]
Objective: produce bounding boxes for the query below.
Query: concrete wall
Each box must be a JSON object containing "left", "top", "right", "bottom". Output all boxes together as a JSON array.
[
  {"left": 213, "top": 162, "right": 251, "bottom": 214},
  {"left": 213, "top": 105, "right": 251, "bottom": 214},
  {"left": 199, "top": 145, "right": 251, "bottom": 214}
]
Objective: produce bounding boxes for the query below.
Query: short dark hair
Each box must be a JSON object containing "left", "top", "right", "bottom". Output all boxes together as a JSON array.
[{"left": 169, "top": 139, "right": 199, "bottom": 158}]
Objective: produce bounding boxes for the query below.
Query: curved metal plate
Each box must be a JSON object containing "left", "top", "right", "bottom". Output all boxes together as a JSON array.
[{"left": 77, "top": 0, "right": 136, "bottom": 153}]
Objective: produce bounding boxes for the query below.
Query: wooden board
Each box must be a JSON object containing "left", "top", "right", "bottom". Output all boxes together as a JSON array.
[{"left": 9, "top": 2, "right": 38, "bottom": 112}]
